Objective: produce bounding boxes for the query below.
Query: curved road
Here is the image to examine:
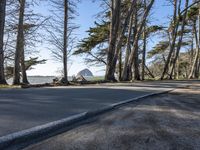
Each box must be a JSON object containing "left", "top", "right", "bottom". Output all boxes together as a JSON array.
[{"left": 0, "top": 80, "right": 197, "bottom": 137}]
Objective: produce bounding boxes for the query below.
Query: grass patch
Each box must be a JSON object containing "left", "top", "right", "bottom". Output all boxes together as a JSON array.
[
  {"left": 90, "top": 76, "right": 105, "bottom": 81},
  {"left": 0, "top": 84, "right": 20, "bottom": 89}
]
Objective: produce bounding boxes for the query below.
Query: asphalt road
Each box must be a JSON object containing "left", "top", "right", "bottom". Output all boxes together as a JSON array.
[
  {"left": 0, "top": 80, "right": 197, "bottom": 137},
  {"left": 25, "top": 84, "right": 200, "bottom": 150}
]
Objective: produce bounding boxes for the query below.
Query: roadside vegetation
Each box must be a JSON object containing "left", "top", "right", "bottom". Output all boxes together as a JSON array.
[
  {"left": 0, "top": 0, "right": 200, "bottom": 86},
  {"left": 0, "top": 84, "right": 20, "bottom": 88}
]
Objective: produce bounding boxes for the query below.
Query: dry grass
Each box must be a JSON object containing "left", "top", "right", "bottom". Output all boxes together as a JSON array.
[{"left": 0, "top": 84, "right": 20, "bottom": 89}]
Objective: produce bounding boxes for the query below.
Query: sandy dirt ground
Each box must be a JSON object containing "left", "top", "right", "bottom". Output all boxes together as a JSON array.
[{"left": 25, "top": 84, "right": 200, "bottom": 150}]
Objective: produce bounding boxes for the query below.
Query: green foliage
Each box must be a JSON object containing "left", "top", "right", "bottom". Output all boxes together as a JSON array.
[
  {"left": 74, "top": 21, "right": 109, "bottom": 55},
  {"left": 187, "top": 6, "right": 199, "bottom": 21},
  {"left": 146, "top": 25, "right": 164, "bottom": 35},
  {"left": 147, "top": 41, "right": 169, "bottom": 58},
  {"left": 5, "top": 57, "right": 46, "bottom": 79},
  {"left": 176, "top": 41, "right": 191, "bottom": 47},
  {"left": 25, "top": 57, "right": 47, "bottom": 70},
  {"left": 177, "top": 28, "right": 191, "bottom": 36}
]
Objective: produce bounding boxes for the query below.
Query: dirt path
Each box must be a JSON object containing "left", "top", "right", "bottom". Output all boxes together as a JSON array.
[{"left": 25, "top": 85, "right": 200, "bottom": 150}]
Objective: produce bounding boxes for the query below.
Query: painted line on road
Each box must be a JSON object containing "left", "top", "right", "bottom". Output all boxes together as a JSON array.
[{"left": 0, "top": 89, "right": 174, "bottom": 150}]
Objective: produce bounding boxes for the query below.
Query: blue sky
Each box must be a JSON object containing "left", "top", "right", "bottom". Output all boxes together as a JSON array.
[
  {"left": 28, "top": 0, "right": 104, "bottom": 76},
  {"left": 27, "top": 0, "right": 174, "bottom": 77}
]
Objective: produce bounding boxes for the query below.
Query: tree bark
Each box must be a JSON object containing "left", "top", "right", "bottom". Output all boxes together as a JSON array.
[
  {"left": 118, "top": 49, "right": 122, "bottom": 81},
  {"left": 131, "top": 3, "right": 139, "bottom": 81},
  {"left": 122, "top": 13, "right": 134, "bottom": 81},
  {"left": 0, "top": 0, "right": 7, "bottom": 84},
  {"left": 122, "top": 2, "right": 138, "bottom": 81},
  {"left": 21, "top": 31, "right": 29, "bottom": 84},
  {"left": 13, "top": 0, "right": 26, "bottom": 85},
  {"left": 63, "top": 0, "right": 68, "bottom": 84},
  {"left": 142, "top": 0, "right": 147, "bottom": 81},
  {"left": 195, "top": 6, "right": 200, "bottom": 78},
  {"left": 169, "top": 0, "right": 189, "bottom": 79},
  {"left": 127, "top": 0, "right": 155, "bottom": 81},
  {"left": 190, "top": 27, "right": 194, "bottom": 69},
  {"left": 161, "top": 0, "right": 180, "bottom": 80},
  {"left": 189, "top": 20, "right": 200, "bottom": 79},
  {"left": 142, "top": 24, "right": 147, "bottom": 80},
  {"left": 197, "top": 59, "right": 200, "bottom": 78},
  {"left": 105, "top": 0, "right": 121, "bottom": 81},
  {"left": 108, "top": 0, "right": 137, "bottom": 82},
  {"left": 176, "top": 57, "right": 179, "bottom": 79},
  {"left": 145, "top": 64, "right": 155, "bottom": 78},
  {"left": 133, "top": 35, "right": 140, "bottom": 80},
  {"left": 109, "top": 0, "right": 137, "bottom": 82}
]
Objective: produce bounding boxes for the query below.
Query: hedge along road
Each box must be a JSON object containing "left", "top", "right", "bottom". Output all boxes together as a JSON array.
[{"left": 0, "top": 80, "right": 195, "bottom": 137}]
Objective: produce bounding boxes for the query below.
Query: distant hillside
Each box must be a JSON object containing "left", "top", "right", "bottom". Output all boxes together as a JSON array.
[{"left": 77, "top": 69, "right": 94, "bottom": 77}]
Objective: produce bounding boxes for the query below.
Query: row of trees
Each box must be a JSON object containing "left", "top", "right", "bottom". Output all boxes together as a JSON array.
[
  {"left": 150, "top": 0, "right": 200, "bottom": 80},
  {"left": 75, "top": 0, "right": 200, "bottom": 81},
  {"left": 0, "top": 0, "right": 77, "bottom": 85},
  {"left": 0, "top": 0, "right": 200, "bottom": 85},
  {"left": 0, "top": 0, "right": 46, "bottom": 85}
]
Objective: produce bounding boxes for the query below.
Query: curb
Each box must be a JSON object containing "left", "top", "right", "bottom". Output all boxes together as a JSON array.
[
  {"left": 0, "top": 89, "right": 174, "bottom": 150},
  {"left": 111, "top": 89, "right": 174, "bottom": 108}
]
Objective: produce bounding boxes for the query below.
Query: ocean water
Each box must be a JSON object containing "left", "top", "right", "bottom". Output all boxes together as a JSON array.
[
  {"left": 7, "top": 76, "right": 69, "bottom": 85},
  {"left": 6, "top": 76, "right": 99, "bottom": 85}
]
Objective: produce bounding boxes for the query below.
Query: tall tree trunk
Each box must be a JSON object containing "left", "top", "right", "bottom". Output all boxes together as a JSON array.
[
  {"left": 189, "top": 20, "right": 200, "bottom": 79},
  {"left": 169, "top": 0, "right": 189, "bottom": 79},
  {"left": 197, "top": 58, "right": 200, "bottom": 78},
  {"left": 105, "top": 0, "right": 137, "bottom": 82},
  {"left": 21, "top": 31, "right": 29, "bottom": 84},
  {"left": 105, "top": 0, "right": 121, "bottom": 81},
  {"left": 188, "top": 22, "right": 195, "bottom": 78},
  {"left": 145, "top": 64, "right": 155, "bottom": 78},
  {"left": 142, "top": 24, "right": 147, "bottom": 80},
  {"left": 195, "top": 7, "right": 200, "bottom": 78},
  {"left": 190, "top": 28, "right": 194, "bottom": 68},
  {"left": 127, "top": 0, "right": 155, "bottom": 81},
  {"left": 142, "top": 0, "right": 147, "bottom": 81},
  {"left": 13, "top": 0, "right": 26, "bottom": 85},
  {"left": 122, "top": 2, "right": 138, "bottom": 81},
  {"left": 118, "top": 49, "right": 122, "bottom": 81},
  {"left": 133, "top": 35, "right": 140, "bottom": 80},
  {"left": 176, "top": 57, "right": 179, "bottom": 79},
  {"left": 63, "top": 0, "right": 68, "bottom": 84},
  {"left": 108, "top": 0, "right": 136, "bottom": 81},
  {"left": 0, "top": 0, "right": 7, "bottom": 84},
  {"left": 161, "top": 0, "right": 180, "bottom": 80},
  {"left": 132, "top": 1, "right": 139, "bottom": 81},
  {"left": 122, "top": 13, "right": 134, "bottom": 81}
]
